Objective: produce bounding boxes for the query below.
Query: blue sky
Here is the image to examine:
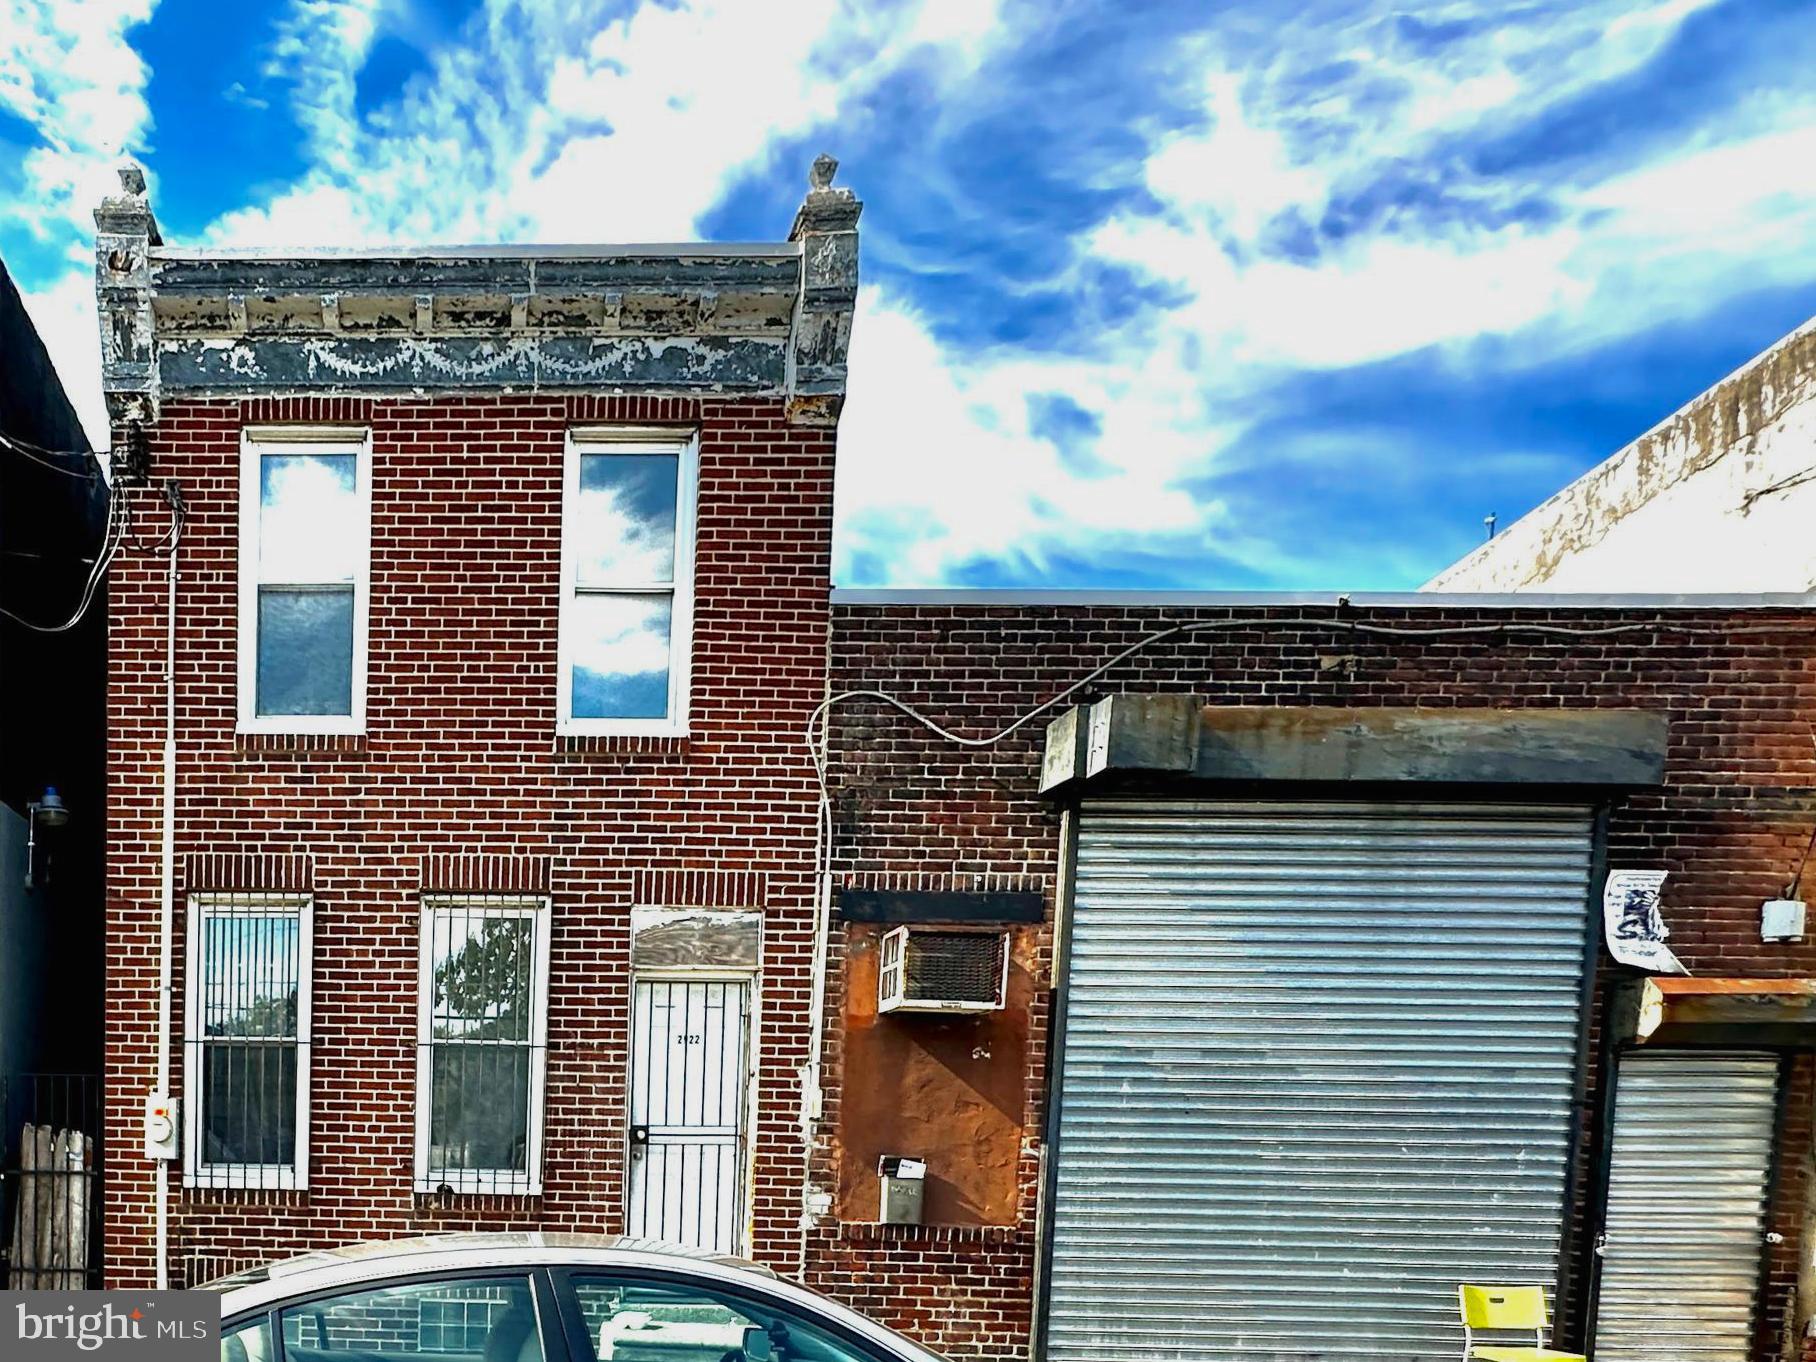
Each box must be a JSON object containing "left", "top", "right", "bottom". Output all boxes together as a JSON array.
[{"left": 4, "top": 0, "right": 1815, "bottom": 589}]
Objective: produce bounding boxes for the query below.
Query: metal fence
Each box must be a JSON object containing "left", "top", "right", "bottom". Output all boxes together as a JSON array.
[{"left": 1, "top": 1074, "right": 102, "bottom": 1288}]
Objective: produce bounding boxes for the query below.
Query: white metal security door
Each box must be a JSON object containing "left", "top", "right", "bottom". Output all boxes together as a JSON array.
[
  {"left": 627, "top": 978, "right": 750, "bottom": 1253},
  {"left": 1046, "top": 801, "right": 1596, "bottom": 1362},
  {"left": 1593, "top": 1051, "right": 1779, "bottom": 1362}
]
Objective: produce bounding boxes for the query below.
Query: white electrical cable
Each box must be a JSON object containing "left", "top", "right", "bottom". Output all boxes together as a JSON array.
[{"left": 156, "top": 525, "right": 176, "bottom": 1291}]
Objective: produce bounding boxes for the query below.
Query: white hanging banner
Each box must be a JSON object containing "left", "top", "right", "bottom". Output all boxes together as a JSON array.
[{"left": 1604, "top": 869, "right": 1688, "bottom": 975}]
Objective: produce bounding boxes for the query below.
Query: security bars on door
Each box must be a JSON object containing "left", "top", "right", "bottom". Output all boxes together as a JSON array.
[
  {"left": 414, "top": 896, "right": 551, "bottom": 1195},
  {"left": 626, "top": 978, "right": 751, "bottom": 1254},
  {"left": 182, "top": 893, "right": 313, "bottom": 1189}
]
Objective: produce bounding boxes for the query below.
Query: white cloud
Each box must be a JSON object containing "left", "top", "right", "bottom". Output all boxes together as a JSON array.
[
  {"left": 836, "top": 285, "right": 1220, "bottom": 583},
  {"left": 570, "top": 594, "right": 671, "bottom": 681},
  {"left": 9, "top": 0, "right": 1812, "bottom": 589},
  {"left": 259, "top": 451, "right": 361, "bottom": 582},
  {"left": 205, "top": 0, "right": 1006, "bottom": 249},
  {"left": 16, "top": 269, "right": 110, "bottom": 449},
  {"left": 0, "top": 0, "right": 158, "bottom": 445},
  {"left": 0, "top": 0, "right": 156, "bottom": 239},
  {"left": 833, "top": 0, "right": 1816, "bottom": 584},
  {"left": 575, "top": 479, "right": 676, "bottom": 585}
]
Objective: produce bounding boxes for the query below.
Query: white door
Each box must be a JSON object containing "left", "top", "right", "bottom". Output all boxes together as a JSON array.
[{"left": 626, "top": 978, "right": 750, "bottom": 1254}]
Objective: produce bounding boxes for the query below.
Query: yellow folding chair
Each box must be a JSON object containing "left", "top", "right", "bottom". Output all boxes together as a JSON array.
[{"left": 1457, "top": 1285, "right": 1585, "bottom": 1362}]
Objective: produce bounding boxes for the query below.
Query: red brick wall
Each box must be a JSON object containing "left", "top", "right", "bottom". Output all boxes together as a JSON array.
[
  {"left": 815, "top": 603, "right": 1816, "bottom": 1362},
  {"left": 103, "top": 394, "right": 834, "bottom": 1287}
]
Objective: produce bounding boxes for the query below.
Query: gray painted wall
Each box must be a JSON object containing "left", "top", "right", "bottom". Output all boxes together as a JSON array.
[{"left": 0, "top": 805, "right": 49, "bottom": 1079}]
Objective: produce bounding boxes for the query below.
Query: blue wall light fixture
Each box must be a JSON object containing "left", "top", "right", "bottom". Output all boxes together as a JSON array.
[{"left": 24, "top": 786, "right": 69, "bottom": 890}]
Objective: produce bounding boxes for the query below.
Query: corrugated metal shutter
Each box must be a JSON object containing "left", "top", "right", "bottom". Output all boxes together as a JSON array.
[
  {"left": 1593, "top": 1051, "right": 1779, "bottom": 1362},
  {"left": 1046, "top": 800, "right": 1595, "bottom": 1362}
]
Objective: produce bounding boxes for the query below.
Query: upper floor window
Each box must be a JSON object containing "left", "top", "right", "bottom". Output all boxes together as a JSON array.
[
  {"left": 558, "top": 430, "right": 697, "bottom": 735},
  {"left": 238, "top": 428, "right": 370, "bottom": 733}
]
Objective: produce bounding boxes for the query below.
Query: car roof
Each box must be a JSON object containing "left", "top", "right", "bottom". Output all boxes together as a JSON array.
[
  {"left": 201, "top": 1232, "right": 772, "bottom": 1296},
  {"left": 202, "top": 1233, "right": 941, "bottom": 1362}
]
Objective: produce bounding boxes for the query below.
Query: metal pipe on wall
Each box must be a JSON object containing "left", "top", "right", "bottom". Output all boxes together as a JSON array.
[{"left": 155, "top": 518, "right": 177, "bottom": 1290}]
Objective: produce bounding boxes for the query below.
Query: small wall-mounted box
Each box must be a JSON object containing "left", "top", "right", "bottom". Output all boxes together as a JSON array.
[
  {"left": 878, "top": 1155, "right": 926, "bottom": 1225},
  {"left": 1762, "top": 898, "right": 1807, "bottom": 943},
  {"left": 144, "top": 1092, "right": 179, "bottom": 1161},
  {"left": 877, "top": 926, "right": 1009, "bottom": 1014}
]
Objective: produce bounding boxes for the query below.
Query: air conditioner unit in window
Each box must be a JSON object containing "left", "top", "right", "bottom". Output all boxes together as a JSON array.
[{"left": 877, "top": 926, "right": 1008, "bottom": 1014}]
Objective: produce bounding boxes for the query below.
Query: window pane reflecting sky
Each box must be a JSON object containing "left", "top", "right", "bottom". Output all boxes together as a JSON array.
[
  {"left": 572, "top": 593, "right": 672, "bottom": 720},
  {"left": 260, "top": 452, "right": 358, "bottom": 583},
  {"left": 576, "top": 452, "right": 677, "bottom": 586}
]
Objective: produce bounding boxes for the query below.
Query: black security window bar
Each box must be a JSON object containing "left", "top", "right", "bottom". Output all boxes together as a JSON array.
[
  {"left": 417, "top": 896, "right": 549, "bottom": 1195},
  {"left": 183, "top": 893, "right": 312, "bottom": 1190}
]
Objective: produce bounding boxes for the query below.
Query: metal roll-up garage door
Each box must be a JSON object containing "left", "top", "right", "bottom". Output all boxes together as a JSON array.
[
  {"left": 1593, "top": 1051, "right": 1780, "bottom": 1362},
  {"left": 1045, "top": 801, "right": 1595, "bottom": 1362}
]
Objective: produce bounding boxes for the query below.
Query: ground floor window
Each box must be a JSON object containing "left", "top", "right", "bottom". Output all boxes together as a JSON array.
[
  {"left": 414, "top": 895, "right": 552, "bottom": 1194},
  {"left": 182, "top": 892, "right": 313, "bottom": 1190}
]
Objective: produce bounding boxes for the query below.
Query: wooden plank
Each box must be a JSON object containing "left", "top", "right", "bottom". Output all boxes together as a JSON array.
[
  {"left": 29, "top": 1124, "right": 52, "bottom": 1290},
  {"left": 1617, "top": 976, "right": 1816, "bottom": 1046},
  {"left": 67, "top": 1130, "right": 90, "bottom": 1289},
  {"left": 1192, "top": 706, "right": 1668, "bottom": 786}
]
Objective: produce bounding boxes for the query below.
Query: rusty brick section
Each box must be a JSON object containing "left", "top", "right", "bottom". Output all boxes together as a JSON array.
[
  {"left": 104, "top": 393, "right": 836, "bottom": 1286},
  {"left": 816, "top": 601, "right": 1816, "bottom": 1362}
]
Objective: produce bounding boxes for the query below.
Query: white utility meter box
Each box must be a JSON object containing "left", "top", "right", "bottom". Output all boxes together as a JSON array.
[
  {"left": 144, "top": 1092, "right": 179, "bottom": 1161},
  {"left": 1762, "top": 898, "right": 1807, "bottom": 942}
]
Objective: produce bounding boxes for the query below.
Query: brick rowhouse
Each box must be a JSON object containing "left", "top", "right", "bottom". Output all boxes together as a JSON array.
[
  {"left": 94, "top": 161, "right": 859, "bottom": 1287},
  {"left": 814, "top": 597, "right": 1816, "bottom": 1362}
]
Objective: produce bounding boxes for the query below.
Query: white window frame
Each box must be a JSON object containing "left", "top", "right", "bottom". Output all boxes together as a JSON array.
[
  {"left": 414, "top": 895, "right": 553, "bottom": 1196},
  {"left": 238, "top": 426, "right": 372, "bottom": 735},
  {"left": 557, "top": 428, "right": 698, "bottom": 737},
  {"left": 182, "top": 892, "right": 314, "bottom": 1191}
]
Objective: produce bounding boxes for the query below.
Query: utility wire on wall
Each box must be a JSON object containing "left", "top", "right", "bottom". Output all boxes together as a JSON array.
[
  {"left": 0, "top": 425, "right": 186, "bottom": 633},
  {"left": 0, "top": 429, "right": 100, "bottom": 481}
]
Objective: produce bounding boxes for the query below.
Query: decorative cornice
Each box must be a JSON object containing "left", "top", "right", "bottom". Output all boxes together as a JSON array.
[
  {"left": 94, "top": 163, "right": 161, "bottom": 424},
  {"left": 786, "top": 154, "right": 863, "bottom": 427},
  {"left": 95, "top": 156, "right": 861, "bottom": 425}
]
